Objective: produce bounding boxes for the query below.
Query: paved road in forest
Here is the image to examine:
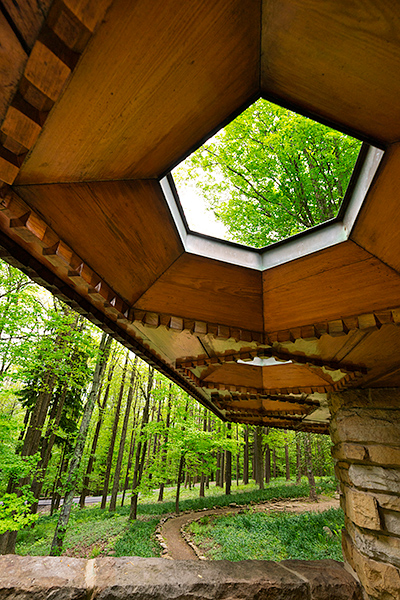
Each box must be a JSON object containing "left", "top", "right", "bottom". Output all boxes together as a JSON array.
[{"left": 37, "top": 493, "right": 126, "bottom": 510}]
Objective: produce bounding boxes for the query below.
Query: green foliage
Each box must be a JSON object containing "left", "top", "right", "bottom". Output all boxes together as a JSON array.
[
  {"left": 176, "top": 98, "right": 362, "bottom": 247},
  {"left": 187, "top": 507, "right": 344, "bottom": 561},
  {"left": 0, "top": 491, "right": 39, "bottom": 534}
]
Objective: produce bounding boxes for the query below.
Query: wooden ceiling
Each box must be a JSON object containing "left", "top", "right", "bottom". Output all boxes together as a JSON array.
[{"left": 1, "top": 0, "right": 400, "bottom": 432}]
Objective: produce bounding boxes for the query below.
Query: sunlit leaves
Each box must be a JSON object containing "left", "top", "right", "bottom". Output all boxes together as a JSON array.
[{"left": 176, "top": 99, "right": 362, "bottom": 247}]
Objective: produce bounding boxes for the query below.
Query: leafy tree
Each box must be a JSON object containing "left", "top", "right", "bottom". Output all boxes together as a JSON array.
[{"left": 176, "top": 99, "right": 362, "bottom": 247}]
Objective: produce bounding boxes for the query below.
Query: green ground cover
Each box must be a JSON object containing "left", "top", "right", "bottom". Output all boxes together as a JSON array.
[
  {"left": 16, "top": 477, "right": 337, "bottom": 558},
  {"left": 187, "top": 508, "right": 344, "bottom": 561}
]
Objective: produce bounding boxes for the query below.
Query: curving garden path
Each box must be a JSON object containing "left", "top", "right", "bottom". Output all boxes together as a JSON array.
[{"left": 160, "top": 496, "right": 340, "bottom": 560}]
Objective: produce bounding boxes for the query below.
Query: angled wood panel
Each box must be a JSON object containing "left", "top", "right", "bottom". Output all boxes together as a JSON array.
[
  {"left": 17, "top": 0, "right": 261, "bottom": 184},
  {"left": 261, "top": 0, "right": 400, "bottom": 144},
  {"left": 262, "top": 363, "right": 334, "bottom": 389},
  {"left": 16, "top": 179, "right": 183, "bottom": 304},
  {"left": 134, "top": 253, "right": 263, "bottom": 332},
  {"left": 203, "top": 363, "right": 263, "bottom": 389},
  {"left": 263, "top": 241, "right": 400, "bottom": 332},
  {"left": 351, "top": 144, "right": 400, "bottom": 273}
]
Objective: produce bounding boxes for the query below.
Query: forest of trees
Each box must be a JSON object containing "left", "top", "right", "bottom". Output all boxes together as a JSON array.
[{"left": 0, "top": 261, "right": 334, "bottom": 555}]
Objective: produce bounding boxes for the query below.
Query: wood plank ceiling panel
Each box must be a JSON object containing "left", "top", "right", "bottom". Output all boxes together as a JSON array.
[
  {"left": 263, "top": 241, "right": 400, "bottom": 333},
  {"left": 339, "top": 325, "right": 400, "bottom": 388},
  {"left": 17, "top": 0, "right": 261, "bottom": 184},
  {"left": 262, "top": 363, "right": 334, "bottom": 390},
  {"left": 351, "top": 144, "right": 400, "bottom": 273},
  {"left": 16, "top": 179, "right": 183, "bottom": 304},
  {"left": 134, "top": 253, "right": 264, "bottom": 332},
  {"left": 201, "top": 362, "right": 331, "bottom": 389},
  {"left": 203, "top": 363, "right": 263, "bottom": 389},
  {"left": 261, "top": 0, "right": 400, "bottom": 144}
]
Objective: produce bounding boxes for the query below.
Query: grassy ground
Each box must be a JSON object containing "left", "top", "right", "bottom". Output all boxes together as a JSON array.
[
  {"left": 16, "top": 476, "right": 337, "bottom": 558},
  {"left": 186, "top": 507, "right": 344, "bottom": 561}
]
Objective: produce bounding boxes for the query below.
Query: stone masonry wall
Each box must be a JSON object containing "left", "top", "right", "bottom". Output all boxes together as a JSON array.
[
  {"left": 329, "top": 388, "right": 400, "bottom": 599},
  {"left": 0, "top": 555, "right": 361, "bottom": 600}
]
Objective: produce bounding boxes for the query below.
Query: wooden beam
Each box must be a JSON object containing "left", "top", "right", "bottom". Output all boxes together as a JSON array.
[{"left": 0, "top": 0, "right": 113, "bottom": 186}]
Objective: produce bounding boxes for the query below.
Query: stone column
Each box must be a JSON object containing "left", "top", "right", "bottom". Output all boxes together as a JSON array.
[{"left": 329, "top": 389, "right": 400, "bottom": 600}]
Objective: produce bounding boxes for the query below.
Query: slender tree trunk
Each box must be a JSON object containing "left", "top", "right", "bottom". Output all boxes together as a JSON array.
[
  {"left": 50, "top": 333, "right": 112, "bottom": 555},
  {"left": 121, "top": 383, "right": 139, "bottom": 507},
  {"left": 265, "top": 443, "right": 271, "bottom": 484},
  {"left": 225, "top": 423, "right": 232, "bottom": 495},
  {"left": 273, "top": 448, "right": 277, "bottom": 478},
  {"left": 51, "top": 442, "right": 68, "bottom": 515},
  {"left": 158, "top": 385, "right": 172, "bottom": 502},
  {"left": 30, "top": 383, "right": 69, "bottom": 511},
  {"left": 174, "top": 398, "right": 189, "bottom": 514},
  {"left": 236, "top": 424, "right": 240, "bottom": 486},
  {"left": 255, "top": 426, "right": 264, "bottom": 489},
  {"left": 215, "top": 451, "right": 221, "bottom": 487},
  {"left": 304, "top": 433, "right": 318, "bottom": 501},
  {"left": 175, "top": 454, "right": 185, "bottom": 514},
  {"left": 243, "top": 425, "right": 249, "bottom": 484},
  {"left": 109, "top": 359, "right": 137, "bottom": 512},
  {"left": 285, "top": 437, "right": 290, "bottom": 481},
  {"left": 101, "top": 350, "right": 129, "bottom": 509},
  {"left": 79, "top": 353, "right": 116, "bottom": 509},
  {"left": 129, "top": 367, "right": 154, "bottom": 521},
  {"left": 199, "top": 408, "right": 207, "bottom": 497},
  {"left": 296, "top": 434, "right": 302, "bottom": 484}
]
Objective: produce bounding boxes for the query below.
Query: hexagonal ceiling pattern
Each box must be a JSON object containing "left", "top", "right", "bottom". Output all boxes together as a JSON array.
[{"left": 1, "top": 0, "right": 400, "bottom": 433}]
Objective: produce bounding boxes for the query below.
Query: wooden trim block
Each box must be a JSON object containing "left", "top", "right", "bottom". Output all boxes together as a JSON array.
[
  {"left": 24, "top": 41, "right": 71, "bottom": 105},
  {"left": 358, "top": 313, "right": 378, "bottom": 331},
  {"left": 1, "top": 105, "right": 41, "bottom": 150},
  {"left": 0, "top": 147, "right": 22, "bottom": 185},
  {"left": 43, "top": 239, "right": 81, "bottom": 270}
]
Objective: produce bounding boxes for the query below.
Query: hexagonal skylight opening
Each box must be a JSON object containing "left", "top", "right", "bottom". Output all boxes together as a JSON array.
[{"left": 167, "top": 98, "right": 379, "bottom": 254}]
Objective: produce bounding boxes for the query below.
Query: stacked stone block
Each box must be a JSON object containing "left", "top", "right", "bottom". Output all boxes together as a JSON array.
[{"left": 329, "top": 389, "right": 400, "bottom": 599}]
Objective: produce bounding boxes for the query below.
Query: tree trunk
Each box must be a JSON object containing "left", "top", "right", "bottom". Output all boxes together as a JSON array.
[
  {"left": 304, "top": 433, "right": 318, "bottom": 501},
  {"left": 273, "top": 448, "right": 277, "bottom": 478},
  {"left": 215, "top": 451, "right": 221, "bottom": 487},
  {"left": 101, "top": 350, "right": 129, "bottom": 509},
  {"left": 199, "top": 408, "right": 207, "bottom": 498},
  {"left": 50, "top": 333, "right": 112, "bottom": 555},
  {"left": 51, "top": 442, "right": 69, "bottom": 516},
  {"left": 174, "top": 398, "right": 189, "bottom": 514},
  {"left": 225, "top": 423, "right": 232, "bottom": 495},
  {"left": 285, "top": 440, "right": 290, "bottom": 481},
  {"left": 109, "top": 359, "right": 137, "bottom": 512},
  {"left": 121, "top": 382, "right": 139, "bottom": 507},
  {"left": 236, "top": 424, "right": 240, "bottom": 486},
  {"left": 79, "top": 351, "right": 116, "bottom": 509},
  {"left": 243, "top": 425, "right": 249, "bottom": 484},
  {"left": 255, "top": 426, "right": 264, "bottom": 489},
  {"left": 265, "top": 443, "right": 271, "bottom": 484},
  {"left": 158, "top": 385, "right": 172, "bottom": 502},
  {"left": 129, "top": 367, "right": 154, "bottom": 520},
  {"left": 175, "top": 454, "right": 185, "bottom": 514},
  {"left": 296, "top": 434, "right": 302, "bottom": 485},
  {"left": 30, "top": 382, "right": 69, "bottom": 511}
]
